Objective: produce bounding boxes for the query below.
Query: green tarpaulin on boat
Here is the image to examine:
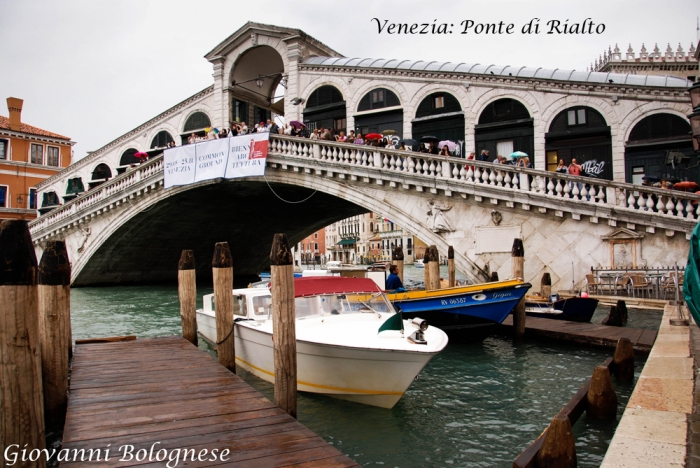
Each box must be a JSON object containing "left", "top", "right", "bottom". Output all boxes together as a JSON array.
[
  {"left": 684, "top": 221, "right": 700, "bottom": 325},
  {"left": 378, "top": 312, "right": 404, "bottom": 334}
]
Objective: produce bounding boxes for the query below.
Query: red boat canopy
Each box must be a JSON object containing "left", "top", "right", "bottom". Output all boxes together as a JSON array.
[{"left": 293, "top": 277, "right": 382, "bottom": 298}]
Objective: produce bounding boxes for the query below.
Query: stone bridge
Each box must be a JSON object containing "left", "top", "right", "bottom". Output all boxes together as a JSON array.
[{"left": 29, "top": 135, "right": 697, "bottom": 291}]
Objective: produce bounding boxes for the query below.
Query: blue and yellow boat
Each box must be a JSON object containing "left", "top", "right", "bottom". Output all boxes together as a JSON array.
[{"left": 386, "top": 279, "right": 531, "bottom": 337}]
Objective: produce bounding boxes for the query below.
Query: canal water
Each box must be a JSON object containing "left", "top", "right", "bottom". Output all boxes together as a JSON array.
[{"left": 70, "top": 266, "right": 659, "bottom": 468}]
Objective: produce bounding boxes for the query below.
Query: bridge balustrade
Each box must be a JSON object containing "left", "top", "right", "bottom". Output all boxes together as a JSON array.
[
  {"left": 270, "top": 135, "right": 700, "bottom": 223},
  {"left": 29, "top": 135, "right": 700, "bottom": 240}
]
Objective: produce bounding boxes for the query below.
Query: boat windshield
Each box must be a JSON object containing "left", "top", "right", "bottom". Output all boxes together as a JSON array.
[{"left": 293, "top": 292, "right": 394, "bottom": 318}]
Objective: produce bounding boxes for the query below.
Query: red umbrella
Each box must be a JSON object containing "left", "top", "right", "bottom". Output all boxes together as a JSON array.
[
  {"left": 673, "top": 181, "right": 700, "bottom": 192},
  {"left": 134, "top": 151, "right": 148, "bottom": 159},
  {"left": 364, "top": 133, "right": 383, "bottom": 140}
]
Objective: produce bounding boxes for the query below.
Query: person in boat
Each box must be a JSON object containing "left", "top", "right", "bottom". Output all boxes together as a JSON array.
[{"left": 386, "top": 264, "right": 404, "bottom": 290}]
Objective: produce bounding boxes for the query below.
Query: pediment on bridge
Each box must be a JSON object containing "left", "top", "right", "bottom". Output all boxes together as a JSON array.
[
  {"left": 204, "top": 21, "right": 343, "bottom": 63},
  {"left": 600, "top": 227, "right": 645, "bottom": 241}
]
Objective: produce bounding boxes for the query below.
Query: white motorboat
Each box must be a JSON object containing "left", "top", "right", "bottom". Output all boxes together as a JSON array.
[
  {"left": 414, "top": 258, "right": 425, "bottom": 268},
  {"left": 196, "top": 276, "right": 448, "bottom": 408}
]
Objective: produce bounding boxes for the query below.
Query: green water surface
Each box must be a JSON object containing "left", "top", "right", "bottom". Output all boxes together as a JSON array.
[{"left": 70, "top": 271, "right": 658, "bottom": 467}]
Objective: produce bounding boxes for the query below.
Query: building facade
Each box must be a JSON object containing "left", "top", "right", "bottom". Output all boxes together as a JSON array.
[
  {"left": 324, "top": 212, "right": 419, "bottom": 264},
  {"left": 0, "top": 97, "right": 73, "bottom": 221},
  {"left": 298, "top": 227, "right": 325, "bottom": 264}
]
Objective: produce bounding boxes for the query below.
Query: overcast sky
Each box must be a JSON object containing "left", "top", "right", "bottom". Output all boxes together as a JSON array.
[{"left": 1, "top": 0, "right": 698, "bottom": 160}]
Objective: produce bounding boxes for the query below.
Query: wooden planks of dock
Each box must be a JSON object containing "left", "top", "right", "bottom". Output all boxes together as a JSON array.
[
  {"left": 500, "top": 316, "right": 657, "bottom": 353},
  {"left": 61, "top": 336, "right": 359, "bottom": 467}
]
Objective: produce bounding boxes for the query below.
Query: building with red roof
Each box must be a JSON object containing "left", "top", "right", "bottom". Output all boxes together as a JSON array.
[{"left": 0, "top": 97, "right": 74, "bottom": 220}]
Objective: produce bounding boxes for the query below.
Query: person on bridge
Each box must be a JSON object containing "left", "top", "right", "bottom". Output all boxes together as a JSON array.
[
  {"left": 568, "top": 158, "right": 582, "bottom": 176},
  {"left": 478, "top": 149, "right": 489, "bottom": 161},
  {"left": 386, "top": 264, "right": 404, "bottom": 291},
  {"left": 556, "top": 159, "right": 568, "bottom": 174}
]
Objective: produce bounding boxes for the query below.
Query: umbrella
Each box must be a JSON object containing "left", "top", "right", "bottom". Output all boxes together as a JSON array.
[
  {"left": 381, "top": 129, "right": 398, "bottom": 135},
  {"left": 399, "top": 139, "right": 417, "bottom": 146},
  {"left": 134, "top": 151, "right": 149, "bottom": 159},
  {"left": 289, "top": 120, "right": 306, "bottom": 129},
  {"left": 364, "top": 133, "right": 383, "bottom": 140},
  {"left": 419, "top": 135, "right": 438, "bottom": 143},
  {"left": 438, "top": 140, "right": 456, "bottom": 151},
  {"left": 510, "top": 151, "right": 529, "bottom": 158},
  {"left": 673, "top": 181, "right": 699, "bottom": 192},
  {"left": 642, "top": 175, "right": 661, "bottom": 183}
]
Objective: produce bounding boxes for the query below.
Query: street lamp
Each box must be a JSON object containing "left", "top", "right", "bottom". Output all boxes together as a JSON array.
[{"left": 255, "top": 76, "right": 264, "bottom": 88}]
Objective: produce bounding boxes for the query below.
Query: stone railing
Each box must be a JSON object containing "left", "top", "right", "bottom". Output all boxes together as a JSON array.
[
  {"left": 268, "top": 135, "right": 700, "bottom": 233},
  {"left": 29, "top": 157, "right": 165, "bottom": 238},
  {"left": 30, "top": 135, "right": 700, "bottom": 239}
]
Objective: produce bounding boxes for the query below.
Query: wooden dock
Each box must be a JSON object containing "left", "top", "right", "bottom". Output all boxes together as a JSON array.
[
  {"left": 500, "top": 316, "right": 657, "bottom": 353},
  {"left": 61, "top": 336, "right": 359, "bottom": 467}
]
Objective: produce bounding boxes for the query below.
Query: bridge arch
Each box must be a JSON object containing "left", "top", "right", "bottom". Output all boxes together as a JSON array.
[
  {"left": 181, "top": 110, "right": 212, "bottom": 138},
  {"left": 623, "top": 110, "right": 695, "bottom": 184},
  {"left": 620, "top": 103, "right": 692, "bottom": 143},
  {"left": 544, "top": 105, "right": 614, "bottom": 179},
  {"left": 302, "top": 84, "right": 346, "bottom": 134},
  {"left": 91, "top": 163, "right": 112, "bottom": 181},
  {"left": 228, "top": 45, "right": 286, "bottom": 127},
  {"left": 406, "top": 83, "right": 473, "bottom": 148},
  {"left": 352, "top": 84, "right": 406, "bottom": 138},
  {"left": 65, "top": 167, "right": 486, "bottom": 286},
  {"left": 474, "top": 97, "right": 535, "bottom": 164},
  {"left": 411, "top": 88, "right": 466, "bottom": 156},
  {"left": 119, "top": 147, "right": 141, "bottom": 166},
  {"left": 149, "top": 129, "right": 175, "bottom": 149}
]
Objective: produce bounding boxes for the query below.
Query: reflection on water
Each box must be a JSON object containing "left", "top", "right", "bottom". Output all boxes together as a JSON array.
[{"left": 71, "top": 282, "right": 649, "bottom": 467}]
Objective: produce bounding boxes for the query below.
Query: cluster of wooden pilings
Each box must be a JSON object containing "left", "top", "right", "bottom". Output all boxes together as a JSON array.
[
  {"left": 1, "top": 220, "right": 72, "bottom": 468},
  {"left": 177, "top": 233, "right": 299, "bottom": 418},
  {"left": 513, "top": 337, "right": 635, "bottom": 468}
]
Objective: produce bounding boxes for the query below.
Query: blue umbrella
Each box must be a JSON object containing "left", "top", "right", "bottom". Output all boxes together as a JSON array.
[{"left": 510, "top": 151, "right": 529, "bottom": 158}]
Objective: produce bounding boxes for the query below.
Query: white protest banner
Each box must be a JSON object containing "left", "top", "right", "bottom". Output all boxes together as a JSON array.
[
  {"left": 194, "top": 137, "right": 229, "bottom": 183},
  {"left": 225, "top": 132, "right": 269, "bottom": 179},
  {"left": 164, "top": 144, "right": 196, "bottom": 188}
]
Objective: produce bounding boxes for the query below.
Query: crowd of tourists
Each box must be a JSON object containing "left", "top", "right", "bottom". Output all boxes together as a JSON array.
[{"left": 177, "top": 121, "right": 696, "bottom": 193}]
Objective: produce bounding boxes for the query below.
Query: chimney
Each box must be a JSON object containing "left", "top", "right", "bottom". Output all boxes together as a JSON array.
[{"left": 7, "top": 97, "right": 23, "bottom": 132}]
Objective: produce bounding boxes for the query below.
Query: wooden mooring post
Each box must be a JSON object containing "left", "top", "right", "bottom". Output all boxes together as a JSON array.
[
  {"left": 612, "top": 337, "right": 635, "bottom": 382},
  {"left": 448, "top": 245, "right": 455, "bottom": 287},
  {"left": 587, "top": 366, "right": 618, "bottom": 419},
  {"left": 270, "top": 233, "right": 297, "bottom": 419},
  {"left": 0, "top": 220, "right": 46, "bottom": 467},
  {"left": 536, "top": 414, "right": 576, "bottom": 468},
  {"left": 38, "top": 240, "right": 71, "bottom": 429},
  {"left": 392, "top": 246, "right": 404, "bottom": 284},
  {"left": 178, "top": 250, "right": 197, "bottom": 346},
  {"left": 425, "top": 245, "right": 440, "bottom": 291},
  {"left": 514, "top": 357, "right": 619, "bottom": 468},
  {"left": 212, "top": 242, "right": 235, "bottom": 373},
  {"left": 541, "top": 272, "right": 551, "bottom": 299},
  {"left": 512, "top": 238, "right": 526, "bottom": 341}
]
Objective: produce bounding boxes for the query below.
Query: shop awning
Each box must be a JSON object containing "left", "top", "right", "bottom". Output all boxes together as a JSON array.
[{"left": 337, "top": 239, "right": 357, "bottom": 246}]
